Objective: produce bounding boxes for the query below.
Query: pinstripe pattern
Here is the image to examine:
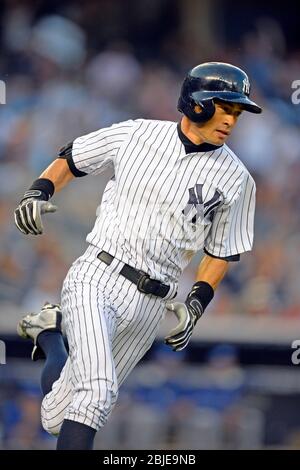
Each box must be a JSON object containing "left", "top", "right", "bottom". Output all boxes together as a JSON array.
[
  {"left": 41, "top": 118, "right": 256, "bottom": 435},
  {"left": 71, "top": 118, "right": 256, "bottom": 289},
  {"left": 41, "top": 246, "right": 166, "bottom": 434}
]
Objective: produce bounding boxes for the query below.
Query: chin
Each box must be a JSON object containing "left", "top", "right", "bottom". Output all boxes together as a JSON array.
[{"left": 211, "top": 136, "right": 226, "bottom": 145}]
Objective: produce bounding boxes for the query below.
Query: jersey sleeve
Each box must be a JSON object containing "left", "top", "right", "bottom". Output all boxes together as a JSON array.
[
  {"left": 204, "top": 173, "right": 256, "bottom": 258},
  {"left": 62, "top": 120, "right": 135, "bottom": 176}
]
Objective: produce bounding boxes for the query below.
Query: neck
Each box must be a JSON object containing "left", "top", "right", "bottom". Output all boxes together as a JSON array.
[{"left": 180, "top": 116, "right": 205, "bottom": 145}]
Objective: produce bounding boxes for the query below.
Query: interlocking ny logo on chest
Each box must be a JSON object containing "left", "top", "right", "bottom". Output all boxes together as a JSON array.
[{"left": 182, "top": 184, "right": 222, "bottom": 224}]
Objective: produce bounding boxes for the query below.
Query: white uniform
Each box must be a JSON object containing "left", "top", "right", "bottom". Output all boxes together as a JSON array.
[{"left": 41, "top": 119, "right": 256, "bottom": 434}]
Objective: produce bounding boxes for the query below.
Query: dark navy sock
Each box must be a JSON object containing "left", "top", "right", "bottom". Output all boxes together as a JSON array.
[
  {"left": 56, "top": 419, "right": 96, "bottom": 450},
  {"left": 38, "top": 331, "right": 68, "bottom": 396}
]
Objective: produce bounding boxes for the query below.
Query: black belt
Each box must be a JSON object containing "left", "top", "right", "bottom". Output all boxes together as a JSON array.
[{"left": 97, "top": 251, "right": 170, "bottom": 298}]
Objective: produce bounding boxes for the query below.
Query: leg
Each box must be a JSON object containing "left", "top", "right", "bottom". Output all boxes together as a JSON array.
[
  {"left": 54, "top": 261, "right": 119, "bottom": 449},
  {"left": 39, "top": 331, "right": 68, "bottom": 396},
  {"left": 41, "top": 357, "right": 74, "bottom": 436},
  {"left": 56, "top": 419, "right": 96, "bottom": 450},
  {"left": 111, "top": 290, "right": 165, "bottom": 450},
  {"left": 17, "top": 303, "right": 73, "bottom": 436},
  {"left": 112, "top": 286, "right": 166, "bottom": 387},
  {"left": 17, "top": 303, "right": 67, "bottom": 396},
  {"left": 42, "top": 257, "right": 164, "bottom": 449}
]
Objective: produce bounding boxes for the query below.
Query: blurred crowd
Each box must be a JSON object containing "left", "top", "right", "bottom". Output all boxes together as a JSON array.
[
  {"left": 2, "top": 343, "right": 300, "bottom": 450},
  {"left": 0, "top": 344, "right": 261, "bottom": 449},
  {"left": 1, "top": 0, "right": 300, "bottom": 330}
]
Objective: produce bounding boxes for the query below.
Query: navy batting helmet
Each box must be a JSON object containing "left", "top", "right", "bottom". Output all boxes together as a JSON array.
[{"left": 178, "top": 62, "right": 262, "bottom": 123}]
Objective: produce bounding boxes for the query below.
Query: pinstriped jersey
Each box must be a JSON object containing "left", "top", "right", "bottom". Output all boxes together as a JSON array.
[{"left": 68, "top": 118, "right": 256, "bottom": 291}]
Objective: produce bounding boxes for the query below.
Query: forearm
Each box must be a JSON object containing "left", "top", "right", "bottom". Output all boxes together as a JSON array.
[
  {"left": 39, "top": 158, "right": 75, "bottom": 193},
  {"left": 195, "top": 254, "right": 229, "bottom": 290}
]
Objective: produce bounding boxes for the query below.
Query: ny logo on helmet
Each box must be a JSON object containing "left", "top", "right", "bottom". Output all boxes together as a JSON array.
[{"left": 242, "top": 77, "right": 250, "bottom": 95}]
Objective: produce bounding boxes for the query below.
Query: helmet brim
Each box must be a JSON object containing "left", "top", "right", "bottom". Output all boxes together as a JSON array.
[{"left": 192, "top": 91, "right": 262, "bottom": 114}]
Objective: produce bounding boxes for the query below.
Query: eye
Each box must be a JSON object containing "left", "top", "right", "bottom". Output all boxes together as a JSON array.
[{"left": 224, "top": 106, "right": 233, "bottom": 114}]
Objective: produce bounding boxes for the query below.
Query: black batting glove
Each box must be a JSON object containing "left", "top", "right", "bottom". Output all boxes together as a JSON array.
[
  {"left": 164, "top": 282, "right": 214, "bottom": 352},
  {"left": 14, "top": 180, "right": 57, "bottom": 235}
]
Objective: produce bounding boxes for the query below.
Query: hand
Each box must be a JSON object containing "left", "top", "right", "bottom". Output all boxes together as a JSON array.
[
  {"left": 14, "top": 197, "right": 57, "bottom": 235},
  {"left": 164, "top": 296, "right": 204, "bottom": 351},
  {"left": 41, "top": 302, "right": 61, "bottom": 312}
]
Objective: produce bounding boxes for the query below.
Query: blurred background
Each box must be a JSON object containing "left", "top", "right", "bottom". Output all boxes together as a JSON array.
[{"left": 1, "top": 0, "right": 300, "bottom": 449}]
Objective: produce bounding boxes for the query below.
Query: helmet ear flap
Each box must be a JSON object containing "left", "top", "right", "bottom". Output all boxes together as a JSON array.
[
  {"left": 192, "top": 99, "right": 216, "bottom": 123},
  {"left": 178, "top": 96, "right": 216, "bottom": 123}
]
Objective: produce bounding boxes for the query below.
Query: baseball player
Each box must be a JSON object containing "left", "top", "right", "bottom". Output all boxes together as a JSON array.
[{"left": 14, "top": 62, "right": 262, "bottom": 449}]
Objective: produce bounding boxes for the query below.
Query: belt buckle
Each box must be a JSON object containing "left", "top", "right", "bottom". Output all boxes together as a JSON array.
[{"left": 137, "top": 272, "right": 151, "bottom": 294}]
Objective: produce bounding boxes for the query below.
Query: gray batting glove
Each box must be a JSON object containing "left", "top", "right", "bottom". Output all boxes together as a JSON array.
[
  {"left": 164, "top": 298, "right": 203, "bottom": 352},
  {"left": 14, "top": 196, "right": 57, "bottom": 235}
]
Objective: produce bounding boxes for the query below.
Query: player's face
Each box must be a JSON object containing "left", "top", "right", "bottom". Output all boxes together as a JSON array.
[{"left": 194, "top": 102, "right": 243, "bottom": 145}]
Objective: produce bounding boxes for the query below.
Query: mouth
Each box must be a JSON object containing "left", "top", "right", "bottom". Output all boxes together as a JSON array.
[{"left": 215, "top": 129, "right": 230, "bottom": 138}]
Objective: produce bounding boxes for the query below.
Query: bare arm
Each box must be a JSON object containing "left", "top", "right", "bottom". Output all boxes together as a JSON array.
[
  {"left": 195, "top": 254, "right": 229, "bottom": 290},
  {"left": 39, "top": 158, "right": 75, "bottom": 192}
]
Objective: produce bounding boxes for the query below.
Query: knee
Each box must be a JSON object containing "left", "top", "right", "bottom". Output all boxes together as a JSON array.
[
  {"left": 41, "top": 396, "right": 64, "bottom": 436},
  {"left": 65, "top": 386, "right": 118, "bottom": 431}
]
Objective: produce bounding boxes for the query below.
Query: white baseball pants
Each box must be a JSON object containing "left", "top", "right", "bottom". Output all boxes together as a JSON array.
[{"left": 41, "top": 245, "right": 169, "bottom": 435}]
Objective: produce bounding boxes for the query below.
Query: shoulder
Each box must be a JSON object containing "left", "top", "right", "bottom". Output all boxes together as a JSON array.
[
  {"left": 133, "top": 118, "right": 177, "bottom": 131},
  {"left": 75, "top": 118, "right": 176, "bottom": 143},
  {"left": 223, "top": 144, "right": 254, "bottom": 178},
  {"left": 221, "top": 145, "right": 256, "bottom": 202},
  {"left": 134, "top": 118, "right": 176, "bottom": 125},
  {"left": 73, "top": 119, "right": 137, "bottom": 145}
]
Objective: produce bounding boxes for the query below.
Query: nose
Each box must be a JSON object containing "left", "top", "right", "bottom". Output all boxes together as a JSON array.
[{"left": 224, "top": 114, "right": 237, "bottom": 127}]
